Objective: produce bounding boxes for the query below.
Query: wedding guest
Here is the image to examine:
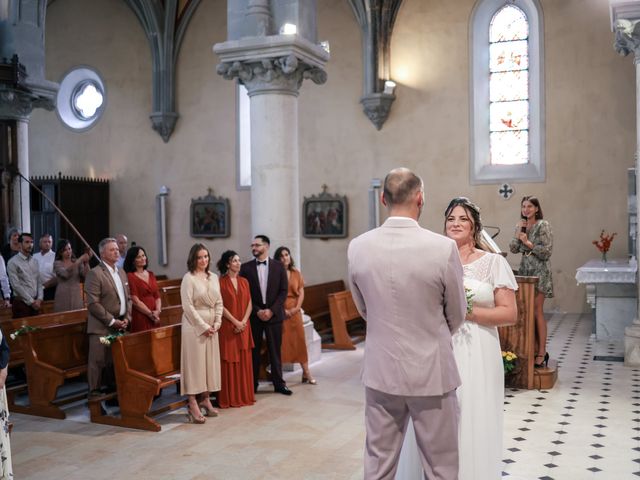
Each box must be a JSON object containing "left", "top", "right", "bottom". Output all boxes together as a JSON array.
[
  {"left": 0, "top": 257, "right": 10, "bottom": 308},
  {"left": 35, "top": 234, "right": 57, "bottom": 301},
  {"left": 509, "top": 196, "right": 553, "bottom": 368},
  {"left": 274, "top": 246, "right": 316, "bottom": 385},
  {"left": 123, "top": 246, "right": 161, "bottom": 333},
  {"left": 7, "top": 233, "right": 43, "bottom": 318},
  {"left": 53, "top": 239, "right": 90, "bottom": 312},
  {"left": 0, "top": 326, "right": 13, "bottom": 479},
  {"left": 180, "top": 243, "right": 222, "bottom": 423},
  {"left": 115, "top": 233, "right": 128, "bottom": 269},
  {"left": 216, "top": 250, "right": 255, "bottom": 408},
  {"left": 1, "top": 228, "right": 20, "bottom": 265}
]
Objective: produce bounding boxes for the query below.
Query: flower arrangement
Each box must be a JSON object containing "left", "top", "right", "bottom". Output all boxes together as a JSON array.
[
  {"left": 99, "top": 331, "right": 125, "bottom": 345},
  {"left": 592, "top": 230, "right": 617, "bottom": 263},
  {"left": 10, "top": 325, "right": 39, "bottom": 340},
  {"left": 502, "top": 351, "right": 517, "bottom": 374},
  {"left": 465, "top": 287, "right": 475, "bottom": 315}
]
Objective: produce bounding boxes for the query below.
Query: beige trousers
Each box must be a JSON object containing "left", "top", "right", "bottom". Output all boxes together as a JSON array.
[{"left": 364, "top": 387, "right": 459, "bottom": 480}]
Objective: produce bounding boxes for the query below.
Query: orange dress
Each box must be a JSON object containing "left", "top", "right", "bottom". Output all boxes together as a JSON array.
[
  {"left": 127, "top": 271, "right": 160, "bottom": 333},
  {"left": 281, "top": 269, "right": 308, "bottom": 364},
  {"left": 218, "top": 275, "right": 255, "bottom": 408}
]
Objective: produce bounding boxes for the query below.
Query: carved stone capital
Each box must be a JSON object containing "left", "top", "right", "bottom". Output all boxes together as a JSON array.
[
  {"left": 614, "top": 19, "right": 640, "bottom": 62},
  {"left": 216, "top": 54, "right": 326, "bottom": 96},
  {"left": 214, "top": 34, "right": 328, "bottom": 96},
  {"left": 360, "top": 93, "right": 395, "bottom": 130},
  {"left": 0, "top": 87, "right": 35, "bottom": 120}
]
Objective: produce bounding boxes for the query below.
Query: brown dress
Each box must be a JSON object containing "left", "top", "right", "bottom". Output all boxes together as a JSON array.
[
  {"left": 127, "top": 271, "right": 161, "bottom": 333},
  {"left": 53, "top": 259, "right": 88, "bottom": 312},
  {"left": 218, "top": 275, "right": 255, "bottom": 408},
  {"left": 281, "top": 269, "right": 308, "bottom": 364}
]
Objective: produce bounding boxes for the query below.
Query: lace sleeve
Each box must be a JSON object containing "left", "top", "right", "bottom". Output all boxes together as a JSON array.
[{"left": 491, "top": 254, "right": 519, "bottom": 291}]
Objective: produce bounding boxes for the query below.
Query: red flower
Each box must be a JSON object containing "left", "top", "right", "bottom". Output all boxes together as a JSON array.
[{"left": 592, "top": 230, "right": 617, "bottom": 254}]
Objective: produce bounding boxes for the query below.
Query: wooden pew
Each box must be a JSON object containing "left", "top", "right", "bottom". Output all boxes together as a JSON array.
[
  {"left": 159, "top": 285, "right": 181, "bottom": 307},
  {"left": 158, "top": 304, "right": 183, "bottom": 326},
  {"left": 302, "top": 280, "right": 346, "bottom": 336},
  {"left": 498, "top": 275, "right": 541, "bottom": 389},
  {"left": 3, "top": 308, "right": 88, "bottom": 369},
  {"left": 0, "top": 299, "right": 55, "bottom": 323},
  {"left": 16, "top": 321, "right": 88, "bottom": 418},
  {"left": 324, "top": 290, "right": 365, "bottom": 350},
  {"left": 156, "top": 278, "right": 181, "bottom": 290},
  {"left": 89, "top": 324, "right": 185, "bottom": 432}
]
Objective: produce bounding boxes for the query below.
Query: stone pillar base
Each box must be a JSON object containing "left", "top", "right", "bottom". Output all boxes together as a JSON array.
[{"left": 624, "top": 320, "right": 640, "bottom": 366}]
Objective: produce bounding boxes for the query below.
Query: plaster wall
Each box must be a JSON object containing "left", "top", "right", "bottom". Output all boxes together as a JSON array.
[{"left": 28, "top": 0, "right": 636, "bottom": 313}]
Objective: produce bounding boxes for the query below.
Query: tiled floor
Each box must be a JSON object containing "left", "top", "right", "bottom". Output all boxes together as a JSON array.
[
  {"left": 502, "top": 313, "right": 640, "bottom": 479},
  {"left": 9, "top": 312, "right": 640, "bottom": 479}
]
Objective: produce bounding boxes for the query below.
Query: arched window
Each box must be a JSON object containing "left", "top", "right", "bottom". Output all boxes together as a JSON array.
[{"left": 470, "top": 0, "right": 544, "bottom": 184}]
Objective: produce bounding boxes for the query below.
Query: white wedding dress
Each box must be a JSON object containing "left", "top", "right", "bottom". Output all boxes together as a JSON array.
[{"left": 396, "top": 253, "right": 517, "bottom": 480}]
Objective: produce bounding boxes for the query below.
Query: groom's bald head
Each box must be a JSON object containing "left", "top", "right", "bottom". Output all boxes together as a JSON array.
[{"left": 383, "top": 168, "right": 424, "bottom": 207}]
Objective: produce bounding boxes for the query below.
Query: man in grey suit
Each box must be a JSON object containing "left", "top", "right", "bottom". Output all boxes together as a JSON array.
[
  {"left": 348, "top": 168, "right": 466, "bottom": 480},
  {"left": 85, "top": 237, "right": 131, "bottom": 396}
]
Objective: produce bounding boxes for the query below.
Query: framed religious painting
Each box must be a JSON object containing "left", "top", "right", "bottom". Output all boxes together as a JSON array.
[
  {"left": 303, "top": 187, "right": 348, "bottom": 239},
  {"left": 190, "top": 189, "right": 230, "bottom": 238}
]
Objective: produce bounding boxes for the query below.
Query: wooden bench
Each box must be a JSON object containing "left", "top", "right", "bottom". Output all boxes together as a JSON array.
[
  {"left": 16, "top": 321, "right": 88, "bottom": 418},
  {"left": 3, "top": 308, "right": 88, "bottom": 369},
  {"left": 156, "top": 278, "right": 181, "bottom": 290},
  {"left": 0, "top": 299, "right": 55, "bottom": 323},
  {"left": 158, "top": 304, "right": 183, "bottom": 326},
  {"left": 89, "top": 323, "right": 185, "bottom": 431},
  {"left": 302, "top": 280, "right": 346, "bottom": 337},
  {"left": 324, "top": 290, "right": 366, "bottom": 350},
  {"left": 159, "top": 285, "right": 181, "bottom": 307}
]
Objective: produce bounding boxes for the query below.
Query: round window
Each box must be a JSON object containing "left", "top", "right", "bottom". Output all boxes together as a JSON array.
[{"left": 56, "top": 67, "right": 106, "bottom": 131}]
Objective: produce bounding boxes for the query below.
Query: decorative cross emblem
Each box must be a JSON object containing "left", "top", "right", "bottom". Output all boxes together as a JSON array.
[
  {"left": 207, "top": 187, "right": 214, "bottom": 197},
  {"left": 321, "top": 184, "right": 328, "bottom": 194},
  {"left": 499, "top": 183, "right": 514, "bottom": 200}
]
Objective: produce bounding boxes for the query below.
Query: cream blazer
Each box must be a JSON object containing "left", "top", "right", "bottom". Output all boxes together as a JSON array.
[{"left": 348, "top": 216, "right": 466, "bottom": 396}]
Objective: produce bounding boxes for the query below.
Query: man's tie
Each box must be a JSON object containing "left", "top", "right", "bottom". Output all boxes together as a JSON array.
[{"left": 257, "top": 260, "right": 267, "bottom": 265}]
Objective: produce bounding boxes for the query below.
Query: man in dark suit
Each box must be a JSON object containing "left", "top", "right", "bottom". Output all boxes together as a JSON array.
[
  {"left": 84, "top": 237, "right": 131, "bottom": 396},
  {"left": 240, "top": 234, "right": 291, "bottom": 395}
]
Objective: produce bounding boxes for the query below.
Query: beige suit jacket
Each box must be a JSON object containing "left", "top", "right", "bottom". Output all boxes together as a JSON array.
[
  {"left": 84, "top": 262, "right": 132, "bottom": 335},
  {"left": 348, "top": 216, "right": 466, "bottom": 397}
]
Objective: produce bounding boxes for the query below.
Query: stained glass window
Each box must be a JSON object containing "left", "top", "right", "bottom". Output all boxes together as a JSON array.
[{"left": 489, "top": 5, "right": 529, "bottom": 165}]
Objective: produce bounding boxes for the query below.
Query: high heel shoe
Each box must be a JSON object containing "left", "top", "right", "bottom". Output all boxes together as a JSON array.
[
  {"left": 186, "top": 410, "right": 206, "bottom": 424},
  {"left": 301, "top": 373, "right": 317, "bottom": 385},
  {"left": 534, "top": 352, "right": 549, "bottom": 369},
  {"left": 198, "top": 403, "right": 219, "bottom": 417}
]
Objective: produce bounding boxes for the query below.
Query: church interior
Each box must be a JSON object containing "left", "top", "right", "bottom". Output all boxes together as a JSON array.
[{"left": 2, "top": 0, "right": 640, "bottom": 478}]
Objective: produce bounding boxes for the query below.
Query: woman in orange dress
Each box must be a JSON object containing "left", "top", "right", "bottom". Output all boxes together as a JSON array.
[
  {"left": 274, "top": 246, "right": 316, "bottom": 385},
  {"left": 123, "top": 246, "right": 162, "bottom": 333},
  {"left": 216, "top": 250, "right": 255, "bottom": 408}
]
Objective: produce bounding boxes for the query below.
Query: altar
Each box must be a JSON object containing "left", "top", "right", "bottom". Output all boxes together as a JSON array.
[{"left": 575, "top": 258, "right": 637, "bottom": 343}]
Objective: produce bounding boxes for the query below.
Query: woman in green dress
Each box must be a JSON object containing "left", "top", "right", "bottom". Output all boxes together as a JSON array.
[{"left": 509, "top": 196, "right": 553, "bottom": 368}]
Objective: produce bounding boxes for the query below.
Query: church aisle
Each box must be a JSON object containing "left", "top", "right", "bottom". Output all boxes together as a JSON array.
[
  {"left": 9, "top": 312, "right": 640, "bottom": 479},
  {"left": 502, "top": 313, "right": 640, "bottom": 479}
]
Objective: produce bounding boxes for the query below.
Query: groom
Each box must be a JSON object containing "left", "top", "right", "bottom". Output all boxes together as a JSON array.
[{"left": 348, "top": 168, "right": 466, "bottom": 479}]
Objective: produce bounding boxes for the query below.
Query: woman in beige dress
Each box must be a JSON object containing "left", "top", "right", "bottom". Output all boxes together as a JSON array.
[
  {"left": 180, "top": 243, "right": 223, "bottom": 424},
  {"left": 53, "top": 240, "right": 90, "bottom": 312}
]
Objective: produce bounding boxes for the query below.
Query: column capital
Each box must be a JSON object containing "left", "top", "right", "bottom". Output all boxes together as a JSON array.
[
  {"left": 214, "top": 35, "right": 328, "bottom": 96},
  {"left": 614, "top": 18, "right": 640, "bottom": 62},
  {"left": 0, "top": 86, "right": 37, "bottom": 121}
]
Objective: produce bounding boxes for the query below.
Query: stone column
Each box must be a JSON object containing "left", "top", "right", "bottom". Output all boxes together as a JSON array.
[
  {"left": 611, "top": 3, "right": 640, "bottom": 364},
  {"left": 214, "top": 28, "right": 328, "bottom": 265},
  {"left": 14, "top": 119, "right": 30, "bottom": 231}
]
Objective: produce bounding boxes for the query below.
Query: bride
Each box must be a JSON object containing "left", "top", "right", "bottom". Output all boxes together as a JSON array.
[{"left": 397, "top": 197, "right": 518, "bottom": 480}]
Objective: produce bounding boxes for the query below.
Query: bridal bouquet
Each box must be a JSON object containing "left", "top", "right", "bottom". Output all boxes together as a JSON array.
[
  {"left": 99, "top": 331, "right": 125, "bottom": 345},
  {"left": 502, "top": 351, "right": 517, "bottom": 374},
  {"left": 465, "top": 287, "right": 475, "bottom": 315},
  {"left": 10, "top": 325, "right": 39, "bottom": 340}
]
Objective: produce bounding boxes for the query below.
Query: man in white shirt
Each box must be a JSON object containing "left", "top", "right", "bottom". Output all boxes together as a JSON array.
[
  {"left": 7, "top": 233, "right": 43, "bottom": 318},
  {"left": 0, "top": 256, "right": 10, "bottom": 308},
  {"left": 34, "top": 234, "right": 57, "bottom": 301}
]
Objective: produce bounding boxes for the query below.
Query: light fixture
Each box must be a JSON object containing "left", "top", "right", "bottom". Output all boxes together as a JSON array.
[
  {"left": 280, "top": 23, "right": 297, "bottom": 35},
  {"left": 383, "top": 80, "right": 396, "bottom": 95}
]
